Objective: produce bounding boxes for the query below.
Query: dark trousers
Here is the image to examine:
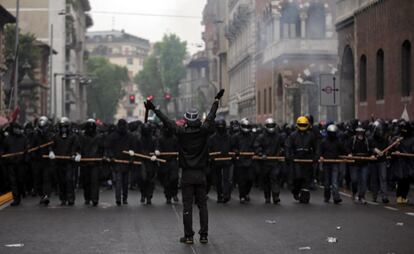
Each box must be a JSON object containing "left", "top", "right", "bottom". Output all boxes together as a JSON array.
[
  {"left": 56, "top": 163, "right": 75, "bottom": 203},
  {"left": 370, "top": 162, "right": 388, "bottom": 200},
  {"left": 261, "top": 164, "right": 281, "bottom": 200},
  {"left": 291, "top": 163, "right": 312, "bottom": 197},
  {"left": 159, "top": 161, "right": 179, "bottom": 199},
  {"left": 396, "top": 177, "right": 410, "bottom": 199},
  {"left": 41, "top": 161, "right": 53, "bottom": 197},
  {"left": 8, "top": 164, "right": 25, "bottom": 202},
  {"left": 141, "top": 162, "right": 157, "bottom": 200},
  {"left": 31, "top": 160, "right": 43, "bottom": 195},
  {"left": 182, "top": 182, "right": 208, "bottom": 237},
  {"left": 114, "top": 171, "right": 129, "bottom": 202},
  {"left": 350, "top": 164, "right": 369, "bottom": 198},
  {"left": 237, "top": 166, "right": 254, "bottom": 198},
  {"left": 81, "top": 165, "right": 100, "bottom": 203},
  {"left": 212, "top": 164, "right": 232, "bottom": 200},
  {"left": 323, "top": 163, "right": 341, "bottom": 201}
]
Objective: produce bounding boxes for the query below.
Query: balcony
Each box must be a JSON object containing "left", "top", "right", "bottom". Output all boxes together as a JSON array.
[{"left": 262, "top": 38, "right": 338, "bottom": 64}]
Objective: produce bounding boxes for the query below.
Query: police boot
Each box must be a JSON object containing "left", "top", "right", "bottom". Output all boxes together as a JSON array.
[
  {"left": 299, "top": 189, "right": 310, "bottom": 204},
  {"left": 180, "top": 236, "right": 194, "bottom": 244}
]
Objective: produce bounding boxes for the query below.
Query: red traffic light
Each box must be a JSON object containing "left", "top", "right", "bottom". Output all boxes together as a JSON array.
[
  {"left": 146, "top": 95, "right": 154, "bottom": 101},
  {"left": 164, "top": 92, "right": 172, "bottom": 101},
  {"left": 129, "top": 95, "right": 136, "bottom": 104}
]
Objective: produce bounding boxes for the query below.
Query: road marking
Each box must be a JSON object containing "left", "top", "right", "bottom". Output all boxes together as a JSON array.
[
  {"left": 339, "top": 191, "right": 352, "bottom": 198},
  {"left": 405, "top": 212, "right": 414, "bottom": 217},
  {"left": 384, "top": 206, "right": 399, "bottom": 211}
]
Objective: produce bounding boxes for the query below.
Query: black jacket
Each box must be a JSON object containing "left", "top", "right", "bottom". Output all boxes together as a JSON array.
[
  {"left": 320, "top": 137, "right": 345, "bottom": 159},
  {"left": 231, "top": 131, "right": 256, "bottom": 168},
  {"left": 254, "top": 131, "right": 283, "bottom": 165},
  {"left": 208, "top": 131, "right": 232, "bottom": 167},
  {"left": 285, "top": 130, "right": 319, "bottom": 161}
]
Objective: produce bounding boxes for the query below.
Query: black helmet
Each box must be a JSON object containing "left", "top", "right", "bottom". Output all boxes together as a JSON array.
[{"left": 184, "top": 109, "right": 201, "bottom": 128}]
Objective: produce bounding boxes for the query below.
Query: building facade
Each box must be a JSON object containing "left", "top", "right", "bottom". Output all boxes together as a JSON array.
[
  {"left": 202, "top": 0, "right": 230, "bottom": 119},
  {"left": 2, "top": 0, "right": 92, "bottom": 122},
  {"left": 336, "top": 0, "right": 414, "bottom": 121},
  {"left": 86, "top": 30, "right": 151, "bottom": 121},
  {"left": 226, "top": 0, "right": 257, "bottom": 121},
  {"left": 255, "top": 0, "right": 337, "bottom": 124}
]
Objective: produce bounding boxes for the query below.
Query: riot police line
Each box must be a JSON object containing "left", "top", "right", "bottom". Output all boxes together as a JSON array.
[{"left": 1, "top": 113, "right": 414, "bottom": 208}]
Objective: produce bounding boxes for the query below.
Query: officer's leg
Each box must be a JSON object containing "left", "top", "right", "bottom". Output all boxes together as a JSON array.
[
  {"left": 57, "top": 164, "right": 67, "bottom": 203},
  {"left": 182, "top": 183, "right": 195, "bottom": 237},
  {"left": 170, "top": 165, "right": 179, "bottom": 200},
  {"left": 323, "top": 164, "right": 332, "bottom": 201},
  {"left": 66, "top": 164, "right": 75, "bottom": 204},
  {"left": 331, "top": 164, "right": 341, "bottom": 202},
  {"left": 195, "top": 183, "right": 208, "bottom": 237},
  {"left": 122, "top": 171, "right": 129, "bottom": 202},
  {"left": 359, "top": 165, "right": 369, "bottom": 199},
  {"left": 214, "top": 165, "right": 223, "bottom": 201},
  {"left": 378, "top": 162, "right": 388, "bottom": 202},
  {"left": 146, "top": 165, "right": 156, "bottom": 202},
  {"left": 237, "top": 167, "right": 246, "bottom": 199},
  {"left": 370, "top": 163, "right": 380, "bottom": 201},
  {"left": 270, "top": 164, "right": 281, "bottom": 203},
  {"left": 262, "top": 165, "right": 271, "bottom": 202},
  {"left": 350, "top": 166, "right": 359, "bottom": 198},
  {"left": 246, "top": 166, "right": 254, "bottom": 198},
  {"left": 8, "top": 165, "right": 21, "bottom": 204},
  {"left": 81, "top": 166, "right": 91, "bottom": 203},
  {"left": 222, "top": 165, "right": 232, "bottom": 201},
  {"left": 114, "top": 171, "right": 122, "bottom": 203},
  {"left": 91, "top": 165, "right": 100, "bottom": 204}
]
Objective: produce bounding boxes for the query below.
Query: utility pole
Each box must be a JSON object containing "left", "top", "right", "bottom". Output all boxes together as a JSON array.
[{"left": 13, "top": 0, "right": 20, "bottom": 109}]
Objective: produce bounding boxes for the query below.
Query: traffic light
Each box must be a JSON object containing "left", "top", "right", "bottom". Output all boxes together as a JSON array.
[
  {"left": 129, "top": 95, "right": 136, "bottom": 104},
  {"left": 146, "top": 95, "right": 154, "bottom": 101},
  {"left": 164, "top": 92, "right": 172, "bottom": 101}
]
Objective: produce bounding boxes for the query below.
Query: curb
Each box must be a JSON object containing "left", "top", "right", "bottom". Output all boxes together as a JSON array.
[{"left": 0, "top": 192, "right": 13, "bottom": 206}]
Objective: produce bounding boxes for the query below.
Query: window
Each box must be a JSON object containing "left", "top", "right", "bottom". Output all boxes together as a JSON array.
[
  {"left": 376, "top": 49, "right": 385, "bottom": 100},
  {"left": 264, "top": 88, "right": 267, "bottom": 114},
  {"left": 402, "top": 40, "right": 411, "bottom": 97},
  {"left": 268, "top": 87, "right": 272, "bottom": 113},
  {"left": 280, "top": 3, "right": 300, "bottom": 39},
  {"left": 257, "top": 91, "right": 261, "bottom": 115},
  {"left": 306, "top": 4, "right": 326, "bottom": 38},
  {"left": 127, "top": 58, "right": 133, "bottom": 65},
  {"left": 359, "top": 55, "right": 367, "bottom": 102}
]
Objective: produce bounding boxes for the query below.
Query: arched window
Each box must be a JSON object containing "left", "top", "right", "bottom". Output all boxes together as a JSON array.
[
  {"left": 359, "top": 55, "right": 367, "bottom": 102},
  {"left": 402, "top": 40, "right": 411, "bottom": 97},
  {"left": 306, "top": 4, "right": 326, "bottom": 38},
  {"left": 376, "top": 49, "right": 385, "bottom": 100}
]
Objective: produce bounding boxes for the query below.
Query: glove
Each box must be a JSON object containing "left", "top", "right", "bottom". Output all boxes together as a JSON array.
[
  {"left": 261, "top": 154, "right": 267, "bottom": 160},
  {"left": 103, "top": 157, "right": 112, "bottom": 163},
  {"left": 128, "top": 150, "right": 135, "bottom": 157},
  {"left": 215, "top": 89, "right": 225, "bottom": 100},
  {"left": 49, "top": 151, "right": 56, "bottom": 160},
  {"left": 74, "top": 154, "right": 81, "bottom": 162},
  {"left": 144, "top": 100, "right": 156, "bottom": 111},
  {"left": 155, "top": 150, "right": 161, "bottom": 156},
  {"left": 151, "top": 155, "right": 157, "bottom": 162}
]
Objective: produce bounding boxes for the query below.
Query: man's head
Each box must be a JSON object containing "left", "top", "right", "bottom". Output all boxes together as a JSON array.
[
  {"left": 296, "top": 116, "right": 310, "bottom": 132},
  {"left": 327, "top": 124, "right": 338, "bottom": 139},
  {"left": 240, "top": 118, "right": 251, "bottom": 133},
  {"left": 215, "top": 118, "right": 226, "bottom": 134},
  {"left": 355, "top": 126, "right": 366, "bottom": 140},
  {"left": 184, "top": 109, "right": 201, "bottom": 128},
  {"left": 85, "top": 119, "right": 97, "bottom": 136},
  {"left": 58, "top": 117, "right": 71, "bottom": 138},
  {"left": 264, "top": 118, "right": 277, "bottom": 134},
  {"left": 117, "top": 119, "right": 128, "bottom": 135}
]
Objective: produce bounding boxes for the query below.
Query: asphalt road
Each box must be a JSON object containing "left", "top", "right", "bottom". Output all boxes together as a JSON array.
[{"left": 0, "top": 187, "right": 413, "bottom": 254}]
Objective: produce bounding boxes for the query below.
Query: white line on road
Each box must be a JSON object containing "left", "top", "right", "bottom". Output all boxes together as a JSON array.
[
  {"left": 405, "top": 212, "right": 414, "bottom": 217},
  {"left": 384, "top": 206, "right": 399, "bottom": 211}
]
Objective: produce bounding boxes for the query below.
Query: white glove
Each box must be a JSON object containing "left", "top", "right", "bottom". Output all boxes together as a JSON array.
[
  {"left": 75, "top": 154, "right": 81, "bottom": 162},
  {"left": 155, "top": 150, "right": 161, "bottom": 156},
  {"left": 128, "top": 150, "right": 135, "bottom": 156},
  {"left": 151, "top": 155, "right": 157, "bottom": 162},
  {"left": 49, "top": 151, "right": 56, "bottom": 160}
]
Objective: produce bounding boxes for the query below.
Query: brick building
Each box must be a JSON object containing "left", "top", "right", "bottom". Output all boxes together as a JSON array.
[{"left": 336, "top": 0, "right": 414, "bottom": 121}]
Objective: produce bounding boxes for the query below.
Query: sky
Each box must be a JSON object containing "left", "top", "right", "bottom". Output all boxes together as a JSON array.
[{"left": 89, "top": 0, "right": 207, "bottom": 54}]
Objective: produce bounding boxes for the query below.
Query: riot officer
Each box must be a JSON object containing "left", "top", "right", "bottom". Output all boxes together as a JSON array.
[
  {"left": 231, "top": 118, "right": 256, "bottom": 204},
  {"left": 1, "top": 122, "right": 28, "bottom": 206},
  {"left": 320, "top": 124, "right": 344, "bottom": 204},
  {"left": 144, "top": 89, "right": 224, "bottom": 245},
  {"left": 369, "top": 121, "right": 390, "bottom": 203},
  {"left": 104, "top": 119, "right": 135, "bottom": 206},
  {"left": 138, "top": 123, "right": 158, "bottom": 205},
  {"left": 78, "top": 119, "right": 104, "bottom": 206},
  {"left": 158, "top": 125, "right": 180, "bottom": 204},
  {"left": 208, "top": 118, "right": 233, "bottom": 203},
  {"left": 254, "top": 118, "right": 283, "bottom": 204},
  {"left": 49, "top": 117, "right": 80, "bottom": 206},
  {"left": 346, "top": 126, "right": 372, "bottom": 204},
  {"left": 285, "top": 116, "right": 319, "bottom": 204}
]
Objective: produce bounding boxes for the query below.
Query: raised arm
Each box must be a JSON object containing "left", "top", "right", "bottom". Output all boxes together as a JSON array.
[
  {"left": 144, "top": 100, "right": 178, "bottom": 134},
  {"left": 203, "top": 89, "right": 225, "bottom": 130}
]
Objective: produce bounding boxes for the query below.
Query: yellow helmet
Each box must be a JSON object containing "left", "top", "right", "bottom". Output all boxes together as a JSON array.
[{"left": 296, "top": 116, "right": 310, "bottom": 131}]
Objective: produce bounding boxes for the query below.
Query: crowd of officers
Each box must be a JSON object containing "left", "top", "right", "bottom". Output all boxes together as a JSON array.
[{"left": 0, "top": 114, "right": 413, "bottom": 207}]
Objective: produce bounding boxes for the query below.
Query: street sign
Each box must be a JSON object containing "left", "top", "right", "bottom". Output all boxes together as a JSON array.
[{"left": 320, "top": 74, "right": 340, "bottom": 106}]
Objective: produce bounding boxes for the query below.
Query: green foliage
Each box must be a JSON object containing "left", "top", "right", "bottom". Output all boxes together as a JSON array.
[
  {"left": 86, "top": 57, "right": 129, "bottom": 122},
  {"left": 134, "top": 34, "right": 187, "bottom": 115},
  {"left": 4, "top": 24, "right": 40, "bottom": 78}
]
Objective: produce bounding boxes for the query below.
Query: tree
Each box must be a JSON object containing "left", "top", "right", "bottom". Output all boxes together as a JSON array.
[
  {"left": 86, "top": 57, "right": 129, "bottom": 122},
  {"left": 134, "top": 34, "right": 187, "bottom": 116},
  {"left": 4, "top": 24, "right": 40, "bottom": 79}
]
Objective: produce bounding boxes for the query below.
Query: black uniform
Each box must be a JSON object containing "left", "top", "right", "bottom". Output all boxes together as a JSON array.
[
  {"left": 254, "top": 130, "right": 283, "bottom": 203},
  {"left": 285, "top": 130, "right": 319, "bottom": 203},
  {"left": 152, "top": 100, "right": 218, "bottom": 239},
  {"left": 139, "top": 123, "right": 158, "bottom": 204},
  {"left": 158, "top": 127, "right": 180, "bottom": 203},
  {"left": 1, "top": 125, "right": 28, "bottom": 205},
  {"left": 104, "top": 120, "right": 135, "bottom": 205},
  {"left": 207, "top": 127, "right": 233, "bottom": 203},
  {"left": 231, "top": 131, "right": 256, "bottom": 201},
  {"left": 78, "top": 127, "right": 104, "bottom": 205}
]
